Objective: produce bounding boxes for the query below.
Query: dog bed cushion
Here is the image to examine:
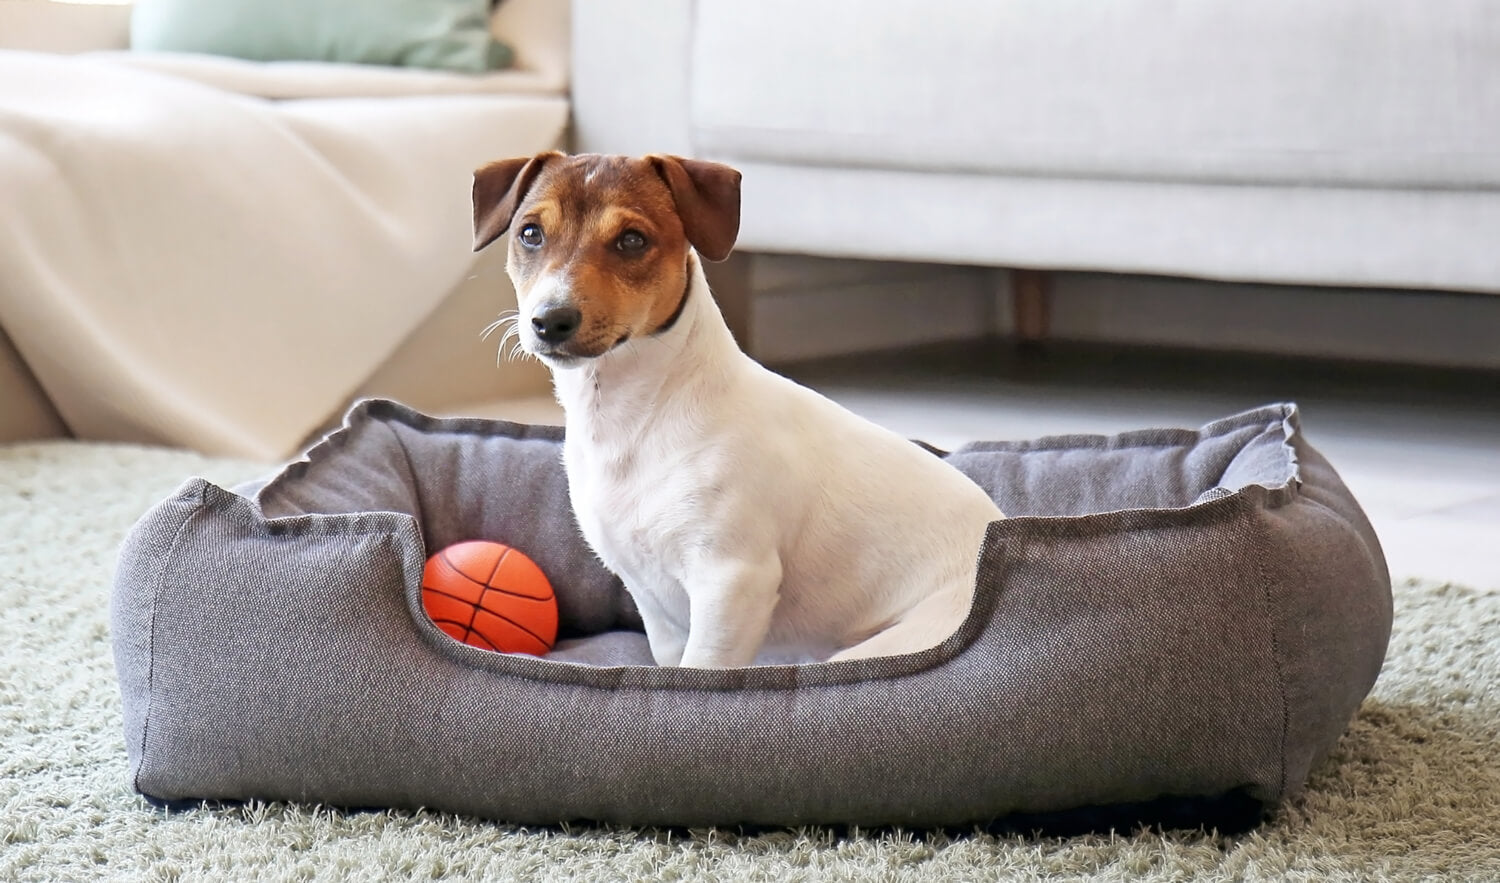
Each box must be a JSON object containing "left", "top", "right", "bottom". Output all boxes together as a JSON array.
[{"left": 111, "top": 400, "right": 1391, "bottom": 828}]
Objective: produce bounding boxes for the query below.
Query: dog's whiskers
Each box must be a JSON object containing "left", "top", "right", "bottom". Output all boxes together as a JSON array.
[
  {"left": 480, "top": 311, "right": 534, "bottom": 366},
  {"left": 502, "top": 323, "right": 532, "bottom": 363},
  {"left": 480, "top": 311, "right": 519, "bottom": 342}
]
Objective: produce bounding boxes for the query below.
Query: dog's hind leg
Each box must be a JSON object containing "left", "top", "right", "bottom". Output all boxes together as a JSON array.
[{"left": 828, "top": 585, "right": 971, "bottom": 662}]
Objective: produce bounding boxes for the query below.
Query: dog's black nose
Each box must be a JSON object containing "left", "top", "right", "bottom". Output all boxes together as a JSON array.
[{"left": 532, "top": 305, "right": 582, "bottom": 343}]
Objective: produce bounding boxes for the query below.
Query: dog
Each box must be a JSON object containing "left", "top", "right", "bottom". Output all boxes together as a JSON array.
[{"left": 471, "top": 152, "right": 1004, "bottom": 668}]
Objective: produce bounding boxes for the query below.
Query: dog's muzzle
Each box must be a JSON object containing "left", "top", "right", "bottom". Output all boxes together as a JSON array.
[{"left": 525, "top": 302, "right": 624, "bottom": 363}]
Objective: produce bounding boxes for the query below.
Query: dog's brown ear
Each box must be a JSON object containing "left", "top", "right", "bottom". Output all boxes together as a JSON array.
[
  {"left": 648, "top": 155, "right": 742, "bottom": 262},
  {"left": 473, "top": 151, "right": 560, "bottom": 252}
]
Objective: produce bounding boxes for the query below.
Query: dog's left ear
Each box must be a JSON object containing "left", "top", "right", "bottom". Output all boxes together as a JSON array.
[
  {"left": 473, "top": 151, "right": 560, "bottom": 252},
  {"left": 648, "top": 155, "right": 742, "bottom": 262}
]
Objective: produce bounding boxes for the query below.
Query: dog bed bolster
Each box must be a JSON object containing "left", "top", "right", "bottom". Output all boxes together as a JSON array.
[{"left": 111, "top": 400, "right": 1390, "bottom": 827}]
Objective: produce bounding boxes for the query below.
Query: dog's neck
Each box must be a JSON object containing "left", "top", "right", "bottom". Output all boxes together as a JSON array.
[{"left": 548, "top": 253, "right": 743, "bottom": 445}]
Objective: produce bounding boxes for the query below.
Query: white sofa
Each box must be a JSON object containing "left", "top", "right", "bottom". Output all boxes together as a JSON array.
[
  {"left": 0, "top": 0, "right": 566, "bottom": 457},
  {"left": 573, "top": 1, "right": 1500, "bottom": 298}
]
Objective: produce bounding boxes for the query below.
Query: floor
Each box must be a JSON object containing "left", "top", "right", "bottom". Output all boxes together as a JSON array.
[{"left": 471, "top": 340, "right": 1500, "bottom": 591}]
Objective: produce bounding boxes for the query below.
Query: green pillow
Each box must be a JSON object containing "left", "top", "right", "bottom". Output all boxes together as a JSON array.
[{"left": 130, "top": 0, "right": 513, "bottom": 74}]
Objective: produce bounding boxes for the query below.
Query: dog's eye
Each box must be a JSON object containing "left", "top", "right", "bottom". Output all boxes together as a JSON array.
[
  {"left": 518, "top": 224, "right": 545, "bottom": 248},
  {"left": 616, "top": 230, "right": 647, "bottom": 253}
]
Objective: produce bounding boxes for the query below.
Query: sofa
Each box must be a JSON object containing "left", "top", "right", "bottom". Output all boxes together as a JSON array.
[
  {"left": 572, "top": 0, "right": 1500, "bottom": 336},
  {"left": 7, "top": 1, "right": 1496, "bottom": 453},
  {"left": 0, "top": 0, "right": 567, "bottom": 457}
]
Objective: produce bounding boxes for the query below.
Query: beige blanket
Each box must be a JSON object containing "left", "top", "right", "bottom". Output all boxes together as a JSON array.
[{"left": 0, "top": 50, "right": 565, "bottom": 458}]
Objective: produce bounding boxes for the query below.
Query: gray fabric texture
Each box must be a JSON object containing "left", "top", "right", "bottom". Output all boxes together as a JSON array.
[{"left": 111, "top": 400, "right": 1390, "bottom": 828}]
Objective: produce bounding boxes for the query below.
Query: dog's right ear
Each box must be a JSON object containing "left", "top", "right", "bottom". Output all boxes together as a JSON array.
[{"left": 473, "top": 151, "right": 559, "bottom": 252}]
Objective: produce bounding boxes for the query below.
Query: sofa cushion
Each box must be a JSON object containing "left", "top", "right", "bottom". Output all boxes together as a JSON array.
[
  {"left": 131, "top": 0, "right": 511, "bottom": 74},
  {"left": 689, "top": 0, "right": 1500, "bottom": 189}
]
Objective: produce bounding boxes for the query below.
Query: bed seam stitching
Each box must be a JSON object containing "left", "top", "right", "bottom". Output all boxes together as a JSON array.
[
  {"left": 135, "top": 483, "right": 209, "bottom": 795},
  {"left": 1254, "top": 514, "right": 1292, "bottom": 805}
]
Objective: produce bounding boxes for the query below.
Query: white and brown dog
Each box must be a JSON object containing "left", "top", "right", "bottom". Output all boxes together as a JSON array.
[{"left": 472, "top": 152, "right": 1002, "bottom": 668}]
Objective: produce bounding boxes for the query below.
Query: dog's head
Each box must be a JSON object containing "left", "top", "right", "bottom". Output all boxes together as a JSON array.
[{"left": 471, "top": 152, "right": 741, "bottom": 366}]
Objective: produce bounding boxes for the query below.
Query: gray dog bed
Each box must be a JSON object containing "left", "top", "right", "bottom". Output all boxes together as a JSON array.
[{"left": 111, "top": 400, "right": 1390, "bottom": 829}]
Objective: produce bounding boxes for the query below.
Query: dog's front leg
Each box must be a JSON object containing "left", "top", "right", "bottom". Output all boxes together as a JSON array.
[
  {"left": 677, "top": 556, "right": 782, "bottom": 669},
  {"left": 629, "top": 586, "right": 689, "bottom": 667}
]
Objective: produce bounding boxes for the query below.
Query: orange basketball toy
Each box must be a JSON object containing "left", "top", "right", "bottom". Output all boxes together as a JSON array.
[{"left": 421, "top": 540, "right": 558, "bottom": 655}]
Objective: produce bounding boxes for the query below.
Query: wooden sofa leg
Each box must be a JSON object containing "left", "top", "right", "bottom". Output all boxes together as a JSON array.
[
  {"left": 1011, "top": 268, "right": 1051, "bottom": 343},
  {"left": 703, "top": 252, "right": 755, "bottom": 354}
]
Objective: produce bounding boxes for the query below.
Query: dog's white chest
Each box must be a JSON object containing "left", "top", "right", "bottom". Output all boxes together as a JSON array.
[{"left": 562, "top": 436, "right": 692, "bottom": 613}]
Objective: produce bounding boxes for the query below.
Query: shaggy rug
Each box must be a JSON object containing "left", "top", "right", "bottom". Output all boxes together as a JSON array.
[{"left": 2, "top": 440, "right": 1497, "bottom": 882}]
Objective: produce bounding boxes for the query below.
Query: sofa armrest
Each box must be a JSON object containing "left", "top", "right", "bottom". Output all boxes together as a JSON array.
[
  {"left": 0, "top": 0, "right": 131, "bottom": 53},
  {"left": 570, "top": 0, "right": 694, "bottom": 156}
]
